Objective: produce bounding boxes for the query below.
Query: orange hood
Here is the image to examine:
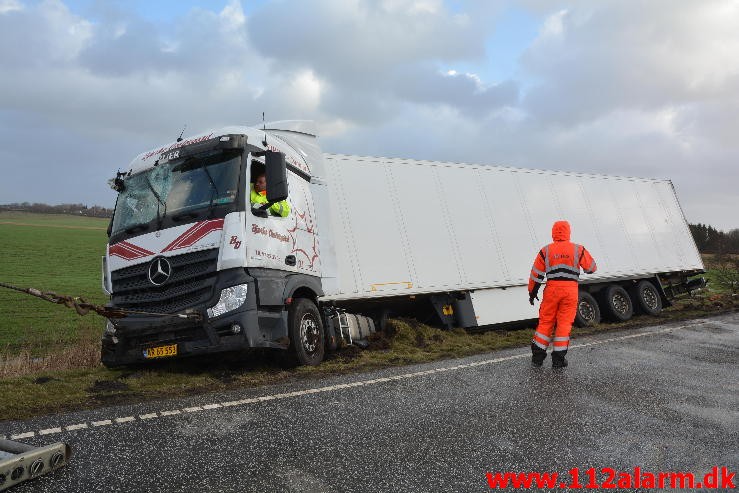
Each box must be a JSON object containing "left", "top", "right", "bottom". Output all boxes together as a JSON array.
[{"left": 552, "top": 221, "right": 571, "bottom": 242}]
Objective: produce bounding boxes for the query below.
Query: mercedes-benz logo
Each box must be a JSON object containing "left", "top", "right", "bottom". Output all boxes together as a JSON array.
[{"left": 148, "top": 257, "right": 172, "bottom": 286}]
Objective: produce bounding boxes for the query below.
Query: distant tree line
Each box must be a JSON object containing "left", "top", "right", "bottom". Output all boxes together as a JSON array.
[
  {"left": 0, "top": 202, "right": 113, "bottom": 218},
  {"left": 689, "top": 223, "right": 739, "bottom": 254}
]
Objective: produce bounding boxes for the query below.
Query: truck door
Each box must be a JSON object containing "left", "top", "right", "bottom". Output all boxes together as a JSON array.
[{"left": 246, "top": 154, "right": 321, "bottom": 276}]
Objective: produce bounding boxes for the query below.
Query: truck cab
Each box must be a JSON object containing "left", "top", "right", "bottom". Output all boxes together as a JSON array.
[{"left": 102, "top": 122, "right": 330, "bottom": 367}]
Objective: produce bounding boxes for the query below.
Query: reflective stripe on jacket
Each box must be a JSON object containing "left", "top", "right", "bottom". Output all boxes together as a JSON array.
[{"left": 528, "top": 242, "right": 597, "bottom": 291}]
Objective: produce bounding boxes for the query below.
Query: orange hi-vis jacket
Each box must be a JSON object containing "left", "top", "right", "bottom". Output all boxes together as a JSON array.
[
  {"left": 528, "top": 229, "right": 597, "bottom": 292},
  {"left": 530, "top": 221, "right": 597, "bottom": 352}
]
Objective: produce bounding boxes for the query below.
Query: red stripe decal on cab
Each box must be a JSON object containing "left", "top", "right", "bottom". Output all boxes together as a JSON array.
[
  {"left": 161, "top": 219, "right": 224, "bottom": 253},
  {"left": 109, "top": 241, "right": 155, "bottom": 260}
]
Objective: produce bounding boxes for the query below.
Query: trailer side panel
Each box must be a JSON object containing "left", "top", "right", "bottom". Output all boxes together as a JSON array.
[{"left": 321, "top": 154, "right": 703, "bottom": 309}]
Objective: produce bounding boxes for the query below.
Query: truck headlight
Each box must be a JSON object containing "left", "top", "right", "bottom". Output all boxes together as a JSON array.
[{"left": 207, "top": 284, "right": 248, "bottom": 318}]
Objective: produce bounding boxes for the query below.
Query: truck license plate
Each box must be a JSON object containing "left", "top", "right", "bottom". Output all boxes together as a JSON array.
[{"left": 143, "top": 344, "right": 178, "bottom": 359}]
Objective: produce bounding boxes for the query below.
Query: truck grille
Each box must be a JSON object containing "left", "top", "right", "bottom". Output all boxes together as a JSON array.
[
  {"left": 128, "top": 327, "right": 208, "bottom": 348},
  {"left": 110, "top": 249, "right": 219, "bottom": 314}
]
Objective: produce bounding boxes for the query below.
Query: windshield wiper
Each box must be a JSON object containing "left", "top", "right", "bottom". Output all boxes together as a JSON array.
[
  {"left": 145, "top": 177, "right": 167, "bottom": 229},
  {"left": 201, "top": 163, "right": 220, "bottom": 217}
]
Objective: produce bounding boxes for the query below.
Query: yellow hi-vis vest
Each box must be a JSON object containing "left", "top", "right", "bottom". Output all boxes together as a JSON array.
[{"left": 250, "top": 184, "right": 290, "bottom": 218}]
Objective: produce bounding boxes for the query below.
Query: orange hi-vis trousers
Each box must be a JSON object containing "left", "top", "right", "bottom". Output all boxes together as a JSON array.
[{"left": 532, "top": 280, "right": 578, "bottom": 352}]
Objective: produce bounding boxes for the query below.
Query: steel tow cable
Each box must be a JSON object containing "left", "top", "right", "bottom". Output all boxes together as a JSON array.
[{"left": 0, "top": 281, "right": 202, "bottom": 321}]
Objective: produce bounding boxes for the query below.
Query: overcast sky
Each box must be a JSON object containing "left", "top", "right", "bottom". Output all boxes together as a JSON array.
[{"left": 0, "top": 0, "right": 737, "bottom": 230}]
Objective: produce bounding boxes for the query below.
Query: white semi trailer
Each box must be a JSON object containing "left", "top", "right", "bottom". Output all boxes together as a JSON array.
[{"left": 101, "top": 121, "right": 704, "bottom": 366}]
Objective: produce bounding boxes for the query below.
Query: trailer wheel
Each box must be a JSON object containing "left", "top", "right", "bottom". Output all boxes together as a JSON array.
[
  {"left": 574, "top": 292, "right": 601, "bottom": 327},
  {"left": 602, "top": 285, "right": 634, "bottom": 322},
  {"left": 288, "top": 298, "right": 325, "bottom": 366},
  {"left": 633, "top": 280, "right": 663, "bottom": 316}
]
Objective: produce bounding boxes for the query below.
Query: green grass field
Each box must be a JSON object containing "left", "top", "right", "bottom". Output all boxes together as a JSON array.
[{"left": 0, "top": 212, "right": 109, "bottom": 352}]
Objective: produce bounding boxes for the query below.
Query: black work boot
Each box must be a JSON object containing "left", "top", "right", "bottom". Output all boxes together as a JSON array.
[
  {"left": 531, "top": 343, "right": 547, "bottom": 367},
  {"left": 551, "top": 350, "right": 568, "bottom": 368}
]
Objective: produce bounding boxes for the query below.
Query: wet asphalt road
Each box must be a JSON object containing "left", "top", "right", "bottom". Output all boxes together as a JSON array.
[{"left": 2, "top": 313, "right": 737, "bottom": 492}]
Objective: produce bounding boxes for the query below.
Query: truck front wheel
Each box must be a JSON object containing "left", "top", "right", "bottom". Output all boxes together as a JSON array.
[{"left": 288, "top": 298, "right": 325, "bottom": 366}]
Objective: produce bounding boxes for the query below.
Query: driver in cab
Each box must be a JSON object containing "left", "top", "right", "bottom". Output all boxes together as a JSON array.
[{"left": 250, "top": 172, "right": 290, "bottom": 217}]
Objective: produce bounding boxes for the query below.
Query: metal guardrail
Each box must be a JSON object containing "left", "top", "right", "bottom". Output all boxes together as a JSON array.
[{"left": 0, "top": 439, "right": 71, "bottom": 491}]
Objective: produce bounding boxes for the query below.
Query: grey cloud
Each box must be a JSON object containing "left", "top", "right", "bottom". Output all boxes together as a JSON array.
[
  {"left": 78, "top": 12, "right": 171, "bottom": 76},
  {"left": 0, "top": 1, "right": 276, "bottom": 138},
  {"left": 392, "top": 66, "right": 519, "bottom": 116},
  {"left": 520, "top": 0, "right": 739, "bottom": 125},
  {"left": 78, "top": 2, "right": 257, "bottom": 78},
  {"left": 319, "top": 86, "right": 397, "bottom": 125},
  {"left": 247, "top": 0, "right": 488, "bottom": 86},
  {"left": 246, "top": 0, "right": 512, "bottom": 123},
  {"left": 0, "top": 0, "right": 90, "bottom": 68},
  {"left": 675, "top": 97, "right": 739, "bottom": 150}
]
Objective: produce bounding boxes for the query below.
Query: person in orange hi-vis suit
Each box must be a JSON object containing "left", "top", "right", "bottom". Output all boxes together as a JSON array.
[{"left": 528, "top": 221, "right": 597, "bottom": 368}]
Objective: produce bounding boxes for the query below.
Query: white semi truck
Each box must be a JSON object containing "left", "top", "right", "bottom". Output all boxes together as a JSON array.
[{"left": 101, "top": 121, "right": 704, "bottom": 366}]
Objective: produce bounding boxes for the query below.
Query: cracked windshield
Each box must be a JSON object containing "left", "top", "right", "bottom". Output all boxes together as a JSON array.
[{"left": 111, "top": 149, "right": 241, "bottom": 234}]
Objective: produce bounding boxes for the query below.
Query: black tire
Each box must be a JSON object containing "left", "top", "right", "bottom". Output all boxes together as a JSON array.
[
  {"left": 287, "top": 298, "right": 325, "bottom": 366},
  {"left": 633, "top": 280, "right": 663, "bottom": 316},
  {"left": 601, "top": 285, "right": 634, "bottom": 322},
  {"left": 574, "top": 291, "right": 601, "bottom": 327}
]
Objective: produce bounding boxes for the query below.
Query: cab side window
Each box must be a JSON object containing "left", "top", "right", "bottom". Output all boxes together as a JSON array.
[{"left": 250, "top": 159, "right": 290, "bottom": 218}]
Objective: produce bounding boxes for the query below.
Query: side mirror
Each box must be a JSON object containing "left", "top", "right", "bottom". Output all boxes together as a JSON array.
[{"left": 265, "top": 151, "right": 288, "bottom": 202}]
